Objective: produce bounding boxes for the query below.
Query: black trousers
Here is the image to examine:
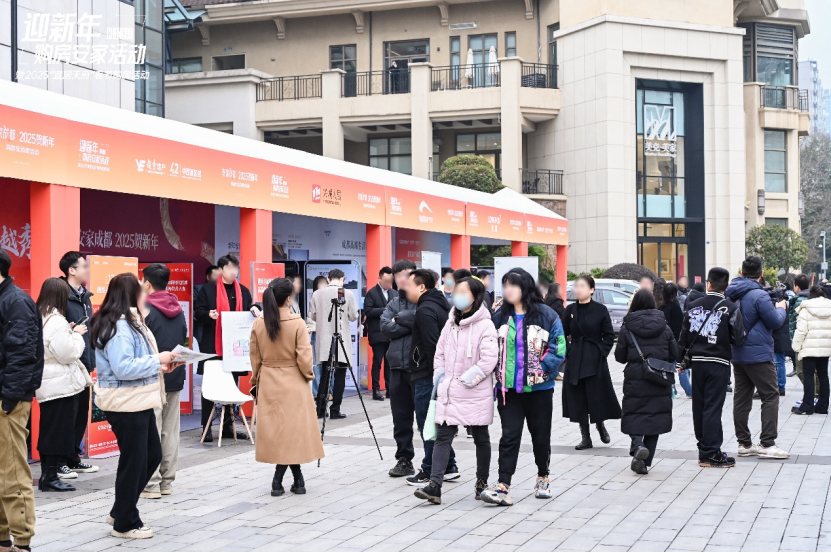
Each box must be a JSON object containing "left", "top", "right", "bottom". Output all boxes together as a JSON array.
[
  {"left": 800, "top": 357, "right": 830, "bottom": 414},
  {"left": 317, "top": 363, "right": 347, "bottom": 413},
  {"left": 71, "top": 386, "right": 90, "bottom": 464},
  {"left": 370, "top": 342, "right": 389, "bottom": 392},
  {"left": 38, "top": 393, "right": 79, "bottom": 460},
  {"left": 389, "top": 370, "right": 416, "bottom": 461},
  {"left": 496, "top": 388, "right": 553, "bottom": 485},
  {"left": 431, "top": 424, "right": 490, "bottom": 487},
  {"left": 629, "top": 435, "right": 659, "bottom": 466},
  {"left": 691, "top": 362, "right": 730, "bottom": 459},
  {"left": 107, "top": 410, "right": 162, "bottom": 533}
]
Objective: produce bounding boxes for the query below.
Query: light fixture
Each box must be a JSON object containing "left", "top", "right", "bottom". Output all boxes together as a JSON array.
[{"left": 757, "top": 189, "right": 765, "bottom": 215}]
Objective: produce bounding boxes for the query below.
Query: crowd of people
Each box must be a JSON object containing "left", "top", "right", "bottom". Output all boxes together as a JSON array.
[{"left": 0, "top": 246, "right": 829, "bottom": 549}]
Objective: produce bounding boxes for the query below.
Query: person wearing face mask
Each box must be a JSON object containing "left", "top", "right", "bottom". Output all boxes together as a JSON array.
[
  {"left": 481, "top": 268, "right": 566, "bottom": 507},
  {"left": 413, "top": 278, "right": 498, "bottom": 505},
  {"left": 441, "top": 268, "right": 454, "bottom": 303}
]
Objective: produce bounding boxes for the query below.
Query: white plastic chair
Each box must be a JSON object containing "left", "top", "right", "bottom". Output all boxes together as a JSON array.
[{"left": 199, "top": 360, "right": 255, "bottom": 447}]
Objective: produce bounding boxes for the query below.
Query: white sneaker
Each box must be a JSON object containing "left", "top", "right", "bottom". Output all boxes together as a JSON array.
[
  {"left": 738, "top": 443, "right": 761, "bottom": 457},
  {"left": 106, "top": 515, "right": 114, "bottom": 526},
  {"left": 57, "top": 466, "right": 78, "bottom": 479},
  {"left": 111, "top": 526, "right": 154, "bottom": 539},
  {"left": 534, "top": 477, "right": 552, "bottom": 499},
  {"left": 139, "top": 491, "right": 162, "bottom": 499},
  {"left": 757, "top": 444, "right": 790, "bottom": 459},
  {"left": 480, "top": 482, "right": 513, "bottom": 506}
]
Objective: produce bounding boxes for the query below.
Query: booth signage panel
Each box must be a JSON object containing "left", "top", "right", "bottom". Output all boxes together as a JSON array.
[
  {"left": 420, "top": 251, "right": 443, "bottom": 277},
  {"left": 386, "top": 188, "right": 465, "bottom": 235},
  {"left": 494, "top": 256, "right": 539, "bottom": 301},
  {"left": 525, "top": 215, "right": 569, "bottom": 246},
  {"left": 250, "top": 262, "right": 286, "bottom": 303},
  {"left": 221, "top": 311, "right": 257, "bottom": 373},
  {"left": 466, "top": 203, "right": 527, "bottom": 242},
  {"left": 87, "top": 255, "right": 138, "bottom": 457},
  {"left": 138, "top": 263, "right": 194, "bottom": 415}
]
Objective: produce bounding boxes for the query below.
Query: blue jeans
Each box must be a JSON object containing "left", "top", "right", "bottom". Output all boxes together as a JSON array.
[
  {"left": 414, "top": 375, "right": 455, "bottom": 473},
  {"left": 774, "top": 352, "right": 786, "bottom": 391},
  {"left": 677, "top": 370, "right": 692, "bottom": 398}
]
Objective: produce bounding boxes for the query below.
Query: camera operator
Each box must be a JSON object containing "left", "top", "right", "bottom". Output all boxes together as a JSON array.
[{"left": 308, "top": 269, "right": 358, "bottom": 419}]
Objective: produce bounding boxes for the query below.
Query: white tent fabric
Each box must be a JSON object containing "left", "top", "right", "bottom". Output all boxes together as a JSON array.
[
  {"left": 488, "top": 46, "right": 499, "bottom": 75},
  {"left": 464, "top": 48, "right": 474, "bottom": 79}
]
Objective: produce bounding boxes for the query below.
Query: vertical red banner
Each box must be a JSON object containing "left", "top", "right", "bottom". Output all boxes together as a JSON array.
[{"left": 250, "top": 262, "right": 286, "bottom": 303}]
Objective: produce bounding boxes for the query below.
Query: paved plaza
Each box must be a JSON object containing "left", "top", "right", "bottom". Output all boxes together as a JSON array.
[{"left": 33, "top": 355, "right": 831, "bottom": 552}]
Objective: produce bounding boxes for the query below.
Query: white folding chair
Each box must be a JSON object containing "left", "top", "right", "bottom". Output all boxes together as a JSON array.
[{"left": 199, "top": 360, "right": 255, "bottom": 447}]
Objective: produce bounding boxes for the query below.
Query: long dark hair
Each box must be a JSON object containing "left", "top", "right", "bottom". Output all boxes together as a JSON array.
[
  {"left": 497, "top": 268, "right": 543, "bottom": 321},
  {"left": 629, "top": 289, "right": 656, "bottom": 312},
  {"left": 453, "top": 277, "right": 486, "bottom": 326},
  {"left": 36, "top": 277, "right": 69, "bottom": 318},
  {"left": 90, "top": 273, "right": 144, "bottom": 348},
  {"left": 808, "top": 285, "right": 827, "bottom": 299},
  {"left": 654, "top": 278, "right": 666, "bottom": 308},
  {"left": 263, "top": 277, "right": 293, "bottom": 341},
  {"left": 663, "top": 282, "right": 679, "bottom": 306}
]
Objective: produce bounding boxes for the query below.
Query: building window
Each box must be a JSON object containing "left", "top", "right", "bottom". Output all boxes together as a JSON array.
[
  {"left": 134, "top": 0, "right": 165, "bottom": 117},
  {"left": 468, "top": 34, "right": 498, "bottom": 87},
  {"left": 456, "top": 132, "right": 501, "bottom": 176},
  {"left": 548, "top": 23, "right": 560, "bottom": 67},
  {"left": 505, "top": 32, "right": 516, "bottom": 57},
  {"left": 211, "top": 54, "right": 245, "bottom": 71},
  {"left": 766, "top": 218, "right": 789, "bottom": 226},
  {"left": 450, "top": 37, "right": 461, "bottom": 66},
  {"left": 384, "top": 40, "right": 430, "bottom": 70},
  {"left": 432, "top": 138, "right": 441, "bottom": 178},
  {"left": 764, "top": 130, "right": 787, "bottom": 192},
  {"left": 171, "top": 57, "right": 203, "bottom": 74},
  {"left": 369, "top": 137, "right": 412, "bottom": 175},
  {"left": 741, "top": 24, "right": 796, "bottom": 85},
  {"left": 330, "top": 45, "right": 357, "bottom": 72}
]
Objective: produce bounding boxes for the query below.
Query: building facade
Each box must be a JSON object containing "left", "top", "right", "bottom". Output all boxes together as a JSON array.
[
  {"left": 798, "top": 60, "right": 827, "bottom": 135},
  {"left": 165, "top": 0, "right": 811, "bottom": 281}
]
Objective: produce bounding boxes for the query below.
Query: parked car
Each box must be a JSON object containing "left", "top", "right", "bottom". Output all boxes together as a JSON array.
[{"left": 566, "top": 286, "right": 632, "bottom": 333}]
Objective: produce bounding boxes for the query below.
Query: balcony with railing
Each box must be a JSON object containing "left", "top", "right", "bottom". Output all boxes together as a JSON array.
[
  {"left": 760, "top": 86, "right": 809, "bottom": 111},
  {"left": 342, "top": 70, "right": 410, "bottom": 97},
  {"left": 754, "top": 85, "right": 812, "bottom": 137},
  {"left": 257, "top": 74, "right": 321, "bottom": 101},
  {"left": 521, "top": 169, "right": 563, "bottom": 195},
  {"left": 521, "top": 63, "right": 558, "bottom": 89},
  {"left": 431, "top": 64, "right": 501, "bottom": 91}
]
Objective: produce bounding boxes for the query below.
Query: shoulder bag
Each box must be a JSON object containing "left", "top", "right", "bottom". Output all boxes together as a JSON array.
[{"left": 626, "top": 327, "right": 676, "bottom": 388}]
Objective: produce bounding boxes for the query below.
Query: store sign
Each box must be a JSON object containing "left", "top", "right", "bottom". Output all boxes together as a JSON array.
[
  {"left": 644, "top": 105, "right": 677, "bottom": 158},
  {"left": 466, "top": 203, "right": 527, "bottom": 242},
  {"left": 386, "top": 188, "right": 465, "bottom": 235}
]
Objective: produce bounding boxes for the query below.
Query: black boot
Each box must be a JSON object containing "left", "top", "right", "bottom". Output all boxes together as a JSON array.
[
  {"left": 39, "top": 457, "right": 75, "bottom": 492},
  {"left": 596, "top": 422, "right": 611, "bottom": 444},
  {"left": 289, "top": 465, "right": 306, "bottom": 494},
  {"left": 202, "top": 426, "right": 213, "bottom": 443},
  {"left": 272, "top": 465, "right": 288, "bottom": 496},
  {"left": 575, "top": 422, "right": 593, "bottom": 450}
]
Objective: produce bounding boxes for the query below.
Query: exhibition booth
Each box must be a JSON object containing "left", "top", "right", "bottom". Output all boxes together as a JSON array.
[{"left": 0, "top": 79, "right": 569, "bottom": 458}]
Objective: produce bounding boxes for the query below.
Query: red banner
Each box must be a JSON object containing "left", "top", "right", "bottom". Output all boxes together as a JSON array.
[{"left": 250, "top": 262, "right": 286, "bottom": 303}]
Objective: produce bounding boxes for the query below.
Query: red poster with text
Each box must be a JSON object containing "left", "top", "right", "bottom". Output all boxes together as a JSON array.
[
  {"left": 139, "top": 263, "right": 194, "bottom": 414},
  {"left": 250, "top": 262, "right": 286, "bottom": 303},
  {"left": 87, "top": 256, "right": 138, "bottom": 457}
]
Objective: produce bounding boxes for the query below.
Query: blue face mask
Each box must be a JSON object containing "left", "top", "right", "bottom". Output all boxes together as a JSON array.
[{"left": 452, "top": 294, "right": 473, "bottom": 312}]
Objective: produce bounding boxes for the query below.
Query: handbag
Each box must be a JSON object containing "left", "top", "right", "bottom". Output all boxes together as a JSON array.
[
  {"left": 677, "top": 299, "right": 726, "bottom": 372},
  {"left": 422, "top": 373, "right": 443, "bottom": 441},
  {"left": 627, "top": 328, "right": 676, "bottom": 388}
]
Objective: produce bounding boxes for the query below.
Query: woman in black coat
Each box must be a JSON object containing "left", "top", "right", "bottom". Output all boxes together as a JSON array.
[
  {"left": 544, "top": 283, "right": 566, "bottom": 319},
  {"left": 562, "top": 275, "right": 621, "bottom": 450},
  {"left": 615, "top": 290, "right": 678, "bottom": 475}
]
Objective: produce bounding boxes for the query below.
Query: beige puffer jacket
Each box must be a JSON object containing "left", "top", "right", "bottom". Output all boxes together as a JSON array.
[
  {"left": 37, "top": 310, "right": 92, "bottom": 403},
  {"left": 792, "top": 297, "right": 831, "bottom": 360}
]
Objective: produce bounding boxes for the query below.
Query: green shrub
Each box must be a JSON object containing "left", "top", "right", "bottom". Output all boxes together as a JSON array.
[
  {"left": 603, "top": 263, "right": 656, "bottom": 282},
  {"left": 438, "top": 155, "right": 505, "bottom": 194},
  {"left": 440, "top": 154, "right": 495, "bottom": 173}
]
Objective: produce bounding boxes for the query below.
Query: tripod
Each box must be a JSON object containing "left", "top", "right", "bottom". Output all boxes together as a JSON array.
[{"left": 316, "top": 298, "right": 383, "bottom": 466}]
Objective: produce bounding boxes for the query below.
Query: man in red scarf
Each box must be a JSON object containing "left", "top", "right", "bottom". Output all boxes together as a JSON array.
[{"left": 194, "top": 254, "right": 254, "bottom": 442}]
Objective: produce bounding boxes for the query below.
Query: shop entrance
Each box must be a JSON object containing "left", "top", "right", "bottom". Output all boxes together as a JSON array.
[{"left": 638, "top": 223, "right": 689, "bottom": 281}]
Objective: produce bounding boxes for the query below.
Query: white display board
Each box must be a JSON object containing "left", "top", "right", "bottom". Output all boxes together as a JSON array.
[
  {"left": 220, "top": 311, "right": 256, "bottom": 373},
  {"left": 494, "top": 257, "right": 540, "bottom": 300},
  {"left": 420, "top": 251, "right": 443, "bottom": 284}
]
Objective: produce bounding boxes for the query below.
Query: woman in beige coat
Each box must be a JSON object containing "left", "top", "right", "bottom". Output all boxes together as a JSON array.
[{"left": 250, "top": 278, "right": 324, "bottom": 496}]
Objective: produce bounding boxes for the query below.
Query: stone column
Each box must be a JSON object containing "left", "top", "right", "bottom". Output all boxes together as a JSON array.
[
  {"left": 321, "top": 69, "right": 345, "bottom": 160},
  {"left": 500, "top": 57, "right": 524, "bottom": 191},
  {"left": 409, "top": 62, "right": 433, "bottom": 179}
]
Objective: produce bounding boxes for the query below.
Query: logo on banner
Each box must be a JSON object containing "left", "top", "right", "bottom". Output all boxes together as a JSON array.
[
  {"left": 135, "top": 159, "right": 145, "bottom": 172},
  {"left": 418, "top": 200, "right": 434, "bottom": 224},
  {"left": 419, "top": 201, "right": 432, "bottom": 213},
  {"left": 644, "top": 104, "right": 677, "bottom": 158},
  {"left": 312, "top": 185, "right": 321, "bottom": 203}
]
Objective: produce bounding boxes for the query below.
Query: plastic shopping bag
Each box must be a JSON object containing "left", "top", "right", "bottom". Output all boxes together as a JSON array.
[{"left": 423, "top": 399, "right": 438, "bottom": 441}]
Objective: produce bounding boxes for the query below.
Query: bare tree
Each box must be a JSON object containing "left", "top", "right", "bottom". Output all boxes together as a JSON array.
[{"left": 800, "top": 132, "right": 831, "bottom": 268}]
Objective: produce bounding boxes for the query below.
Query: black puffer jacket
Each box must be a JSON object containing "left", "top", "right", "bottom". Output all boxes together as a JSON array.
[
  {"left": 62, "top": 278, "right": 94, "bottom": 372},
  {"left": 380, "top": 290, "right": 417, "bottom": 371},
  {"left": 0, "top": 278, "right": 44, "bottom": 413},
  {"left": 410, "top": 288, "right": 451, "bottom": 381},
  {"left": 615, "top": 309, "right": 678, "bottom": 436}
]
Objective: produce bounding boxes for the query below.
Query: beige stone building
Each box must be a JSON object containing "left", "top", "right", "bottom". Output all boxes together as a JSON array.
[{"left": 165, "top": 0, "right": 811, "bottom": 280}]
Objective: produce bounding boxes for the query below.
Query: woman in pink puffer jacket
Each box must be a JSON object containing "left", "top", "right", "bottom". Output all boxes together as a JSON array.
[{"left": 413, "top": 277, "right": 498, "bottom": 505}]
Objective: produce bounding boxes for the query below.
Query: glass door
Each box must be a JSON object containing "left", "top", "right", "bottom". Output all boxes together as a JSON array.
[{"left": 468, "top": 34, "right": 498, "bottom": 87}]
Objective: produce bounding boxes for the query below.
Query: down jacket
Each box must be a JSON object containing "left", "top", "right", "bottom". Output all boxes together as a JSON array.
[
  {"left": 434, "top": 305, "right": 499, "bottom": 427},
  {"left": 37, "top": 309, "right": 91, "bottom": 403},
  {"left": 792, "top": 297, "right": 831, "bottom": 360}
]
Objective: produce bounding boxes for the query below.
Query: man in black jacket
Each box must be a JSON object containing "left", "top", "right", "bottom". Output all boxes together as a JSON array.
[
  {"left": 0, "top": 249, "right": 42, "bottom": 552},
  {"left": 58, "top": 251, "right": 99, "bottom": 476},
  {"left": 194, "top": 254, "right": 253, "bottom": 441},
  {"left": 140, "top": 264, "right": 188, "bottom": 499},
  {"left": 679, "top": 267, "right": 745, "bottom": 469},
  {"left": 193, "top": 264, "right": 219, "bottom": 347},
  {"left": 381, "top": 260, "right": 418, "bottom": 477},
  {"left": 403, "top": 269, "right": 458, "bottom": 486},
  {"left": 363, "top": 266, "right": 393, "bottom": 401}
]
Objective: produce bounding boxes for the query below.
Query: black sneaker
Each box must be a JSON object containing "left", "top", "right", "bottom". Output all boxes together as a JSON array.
[
  {"left": 699, "top": 451, "right": 736, "bottom": 468},
  {"left": 407, "top": 469, "right": 430, "bottom": 486},
  {"left": 57, "top": 466, "right": 78, "bottom": 479},
  {"left": 388, "top": 458, "right": 415, "bottom": 478},
  {"left": 443, "top": 465, "right": 461, "bottom": 481},
  {"left": 67, "top": 461, "right": 99, "bottom": 473},
  {"left": 329, "top": 411, "right": 347, "bottom": 420},
  {"left": 474, "top": 479, "right": 488, "bottom": 499},
  {"left": 631, "top": 445, "right": 649, "bottom": 474},
  {"left": 779, "top": 389, "right": 786, "bottom": 396},
  {"left": 414, "top": 482, "right": 441, "bottom": 504},
  {"left": 726, "top": 385, "right": 733, "bottom": 393},
  {"left": 753, "top": 392, "right": 760, "bottom": 400}
]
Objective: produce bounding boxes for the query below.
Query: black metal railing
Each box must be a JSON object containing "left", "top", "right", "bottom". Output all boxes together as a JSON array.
[
  {"left": 257, "top": 75, "right": 321, "bottom": 101},
  {"left": 521, "top": 63, "right": 558, "bottom": 89},
  {"left": 342, "top": 70, "right": 410, "bottom": 97},
  {"left": 760, "top": 85, "right": 810, "bottom": 111},
  {"left": 431, "top": 64, "right": 501, "bottom": 91},
  {"left": 521, "top": 169, "right": 563, "bottom": 195}
]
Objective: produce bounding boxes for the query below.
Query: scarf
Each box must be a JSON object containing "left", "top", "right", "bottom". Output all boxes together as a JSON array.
[{"left": 215, "top": 280, "right": 242, "bottom": 356}]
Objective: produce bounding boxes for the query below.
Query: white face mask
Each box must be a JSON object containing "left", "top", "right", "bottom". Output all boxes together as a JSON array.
[{"left": 452, "top": 293, "right": 473, "bottom": 312}]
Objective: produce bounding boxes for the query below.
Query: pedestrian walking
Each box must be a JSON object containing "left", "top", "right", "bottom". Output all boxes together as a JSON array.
[
  {"left": 91, "top": 273, "right": 181, "bottom": 539},
  {"left": 661, "top": 282, "right": 691, "bottom": 398},
  {"left": 788, "top": 274, "right": 814, "bottom": 387},
  {"left": 140, "top": 264, "right": 188, "bottom": 499},
  {"left": 480, "top": 268, "right": 566, "bottom": 507},
  {"left": 413, "top": 277, "right": 498, "bottom": 505},
  {"left": 544, "top": 283, "right": 566, "bottom": 319},
  {"left": 725, "top": 256, "right": 789, "bottom": 459},
  {"left": 36, "top": 278, "right": 91, "bottom": 493},
  {"left": 615, "top": 290, "right": 678, "bottom": 474},
  {"left": 561, "top": 275, "right": 621, "bottom": 450},
  {"left": 791, "top": 286, "right": 831, "bottom": 416},
  {"left": 308, "top": 275, "right": 328, "bottom": 397},
  {"left": 249, "top": 278, "right": 324, "bottom": 496},
  {"left": 364, "top": 266, "right": 394, "bottom": 401},
  {"left": 684, "top": 281, "right": 705, "bottom": 312},
  {"left": 678, "top": 267, "right": 744, "bottom": 468},
  {"left": 0, "top": 250, "right": 43, "bottom": 552}
]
